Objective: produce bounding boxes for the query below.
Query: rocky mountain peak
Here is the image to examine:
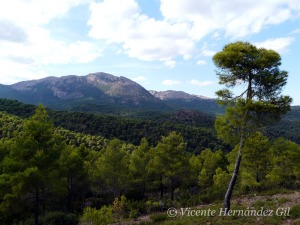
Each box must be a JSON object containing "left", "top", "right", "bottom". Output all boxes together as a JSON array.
[{"left": 149, "top": 90, "right": 212, "bottom": 100}]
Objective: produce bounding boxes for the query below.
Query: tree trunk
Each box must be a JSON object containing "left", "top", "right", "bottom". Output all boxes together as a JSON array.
[
  {"left": 35, "top": 185, "right": 39, "bottom": 225},
  {"left": 224, "top": 134, "right": 245, "bottom": 214},
  {"left": 160, "top": 175, "right": 164, "bottom": 200},
  {"left": 68, "top": 176, "right": 73, "bottom": 213},
  {"left": 170, "top": 177, "right": 174, "bottom": 201},
  {"left": 142, "top": 181, "right": 146, "bottom": 199}
]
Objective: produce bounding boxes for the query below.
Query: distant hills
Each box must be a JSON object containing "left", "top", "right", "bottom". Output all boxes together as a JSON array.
[{"left": 0, "top": 72, "right": 223, "bottom": 115}]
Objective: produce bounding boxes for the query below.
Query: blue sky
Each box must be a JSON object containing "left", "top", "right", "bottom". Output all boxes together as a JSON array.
[{"left": 0, "top": 0, "right": 300, "bottom": 105}]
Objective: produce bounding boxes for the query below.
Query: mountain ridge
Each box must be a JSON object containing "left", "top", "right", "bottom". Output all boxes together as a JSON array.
[{"left": 0, "top": 72, "right": 222, "bottom": 115}]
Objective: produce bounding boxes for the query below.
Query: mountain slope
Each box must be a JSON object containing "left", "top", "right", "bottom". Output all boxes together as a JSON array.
[
  {"left": 0, "top": 72, "right": 171, "bottom": 114},
  {"left": 149, "top": 90, "right": 224, "bottom": 114},
  {"left": 0, "top": 72, "right": 224, "bottom": 115}
]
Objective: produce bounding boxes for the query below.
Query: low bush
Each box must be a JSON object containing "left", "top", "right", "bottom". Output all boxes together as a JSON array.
[
  {"left": 290, "top": 204, "right": 300, "bottom": 219},
  {"left": 43, "top": 211, "right": 77, "bottom": 225}
]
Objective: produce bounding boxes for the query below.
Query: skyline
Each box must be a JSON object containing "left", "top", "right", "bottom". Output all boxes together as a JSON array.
[{"left": 1, "top": 0, "right": 300, "bottom": 105}]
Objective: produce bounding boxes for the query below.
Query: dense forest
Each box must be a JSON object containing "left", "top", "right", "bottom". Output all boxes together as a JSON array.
[{"left": 0, "top": 98, "right": 300, "bottom": 224}]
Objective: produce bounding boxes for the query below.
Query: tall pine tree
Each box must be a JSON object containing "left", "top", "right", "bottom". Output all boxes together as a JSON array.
[{"left": 213, "top": 42, "right": 292, "bottom": 213}]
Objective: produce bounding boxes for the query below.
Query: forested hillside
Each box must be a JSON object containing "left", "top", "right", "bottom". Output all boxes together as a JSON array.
[
  {"left": 0, "top": 98, "right": 300, "bottom": 224},
  {"left": 0, "top": 98, "right": 226, "bottom": 153}
]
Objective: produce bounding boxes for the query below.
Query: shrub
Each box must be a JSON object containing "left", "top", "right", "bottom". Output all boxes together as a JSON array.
[
  {"left": 129, "top": 209, "right": 139, "bottom": 219},
  {"left": 43, "top": 211, "right": 77, "bottom": 225},
  {"left": 150, "top": 213, "right": 168, "bottom": 222},
  {"left": 145, "top": 200, "right": 160, "bottom": 214},
  {"left": 80, "top": 206, "right": 113, "bottom": 225},
  {"left": 112, "top": 195, "right": 127, "bottom": 220},
  {"left": 290, "top": 204, "right": 300, "bottom": 219}
]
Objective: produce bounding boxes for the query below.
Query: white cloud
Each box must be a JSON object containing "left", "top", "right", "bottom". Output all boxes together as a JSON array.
[
  {"left": 188, "top": 80, "right": 214, "bottom": 87},
  {"left": 0, "top": 59, "right": 48, "bottom": 84},
  {"left": 164, "top": 60, "right": 176, "bottom": 68},
  {"left": 1, "top": 0, "right": 300, "bottom": 84},
  {"left": 0, "top": 0, "right": 102, "bottom": 84},
  {"left": 0, "top": 0, "right": 91, "bottom": 28},
  {"left": 254, "top": 37, "right": 294, "bottom": 54},
  {"left": 162, "top": 80, "right": 182, "bottom": 86},
  {"left": 160, "top": 0, "right": 300, "bottom": 39},
  {"left": 88, "top": 0, "right": 195, "bottom": 64},
  {"left": 87, "top": 0, "right": 300, "bottom": 64},
  {"left": 0, "top": 27, "right": 101, "bottom": 65},
  {"left": 197, "top": 60, "right": 207, "bottom": 65}
]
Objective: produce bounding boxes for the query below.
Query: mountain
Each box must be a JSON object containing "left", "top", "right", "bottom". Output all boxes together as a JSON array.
[
  {"left": 0, "top": 72, "right": 222, "bottom": 115},
  {"left": 0, "top": 72, "right": 172, "bottom": 115},
  {"left": 149, "top": 90, "right": 211, "bottom": 100},
  {"left": 149, "top": 90, "right": 224, "bottom": 114}
]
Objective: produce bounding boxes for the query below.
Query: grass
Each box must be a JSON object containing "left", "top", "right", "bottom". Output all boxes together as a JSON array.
[
  {"left": 155, "top": 204, "right": 287, "bottom": 225},
  {"left": 129, "top": 191, "right": 300, "bottom": 225},
  {"left": 290, "top": 204, "right": 300, "bottom": 219},
  {"left": 110, "top": 191, "right": 300, "bottom": 224}
]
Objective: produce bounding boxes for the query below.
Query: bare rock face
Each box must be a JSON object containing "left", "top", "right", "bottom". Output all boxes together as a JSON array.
[
  {"left": 85, "top": 72, "right": 155, "bottom": 104},
  {"left": 148, "top": 90, "right": 221, "bottom": 115},
  {"left": 51, "top": 87, "right": 84, "bottom": 100},
  {"left": 149, "top": 90, "right": 212, "bottom": 101}
]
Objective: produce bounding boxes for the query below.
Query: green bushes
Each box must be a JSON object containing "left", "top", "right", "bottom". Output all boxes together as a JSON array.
[
  {"left": 43, "top": 212, "right": 78, "bottom": 225},
  {"left": 80, "top": 206, "right": 113, "bottom": 225},
  {"left": 290, "top": 204, "right": 300, "bottom": 219},
  {"left": 150, "top": 213, "right": 168, "bottom": 222}
]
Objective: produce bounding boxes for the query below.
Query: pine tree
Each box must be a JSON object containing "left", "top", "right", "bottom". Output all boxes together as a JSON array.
[
  {"left": 0, "top": 105, "right": 62, "bottom": 225},
  {"left": 213, "top": 41, "right": 292, "bottom": 213}
]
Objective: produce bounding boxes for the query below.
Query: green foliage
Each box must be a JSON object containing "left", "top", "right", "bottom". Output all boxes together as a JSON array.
[
  {"left": 213, "top": 41, "right": 291, "bottom": 126},
  {"left": 129, "top": 138, "right": 151, "bottom": 196},
  {"left": 112, "top": 195, "right": 127, "bottom": 220},
  {"left": 50, "top": 110, "right": 227, "bottom": 153},
  {"left": 0, "top": 105, "right": 63, "bottom": 223},
  {"left": 0, "top": 99, "right": 35, "bottom": 118},
  {"left": 150, "top": 131, "right": 187, "bottom": 178},
  {"left": 129, "top": 208, "right": 139, "bottom": 219},
  {"left": 94, "top": 139, "right": 130, "bottom": 198},
  {"left": 189, "top": 148, "right": 228, "bottom": 193},
  {"left": 150, "top": 213, "right": 168, "bottom": 222},
  {"left": 266, "top": 138, "right": 300, "bottom": 188},
  {"left": 226, "top": 132, "right": 272, "bottom": 192},
  {"left": 194, "top": 149, "right": 227, "bottom": 188},
  {"left": 290, "top": 204, "right": 300, "bottom": 219},
  {"left": 55, "top": 128, "right": 107, "bottom": 150},
  {"left": 80, "top": 206, "right": 113, "bottom": 225},
  {"left": 241, "top": 132, "right": 271, "bottom": 183},
  {"left": 59, "top": 145, "right": 90, "bottom": 212},
  {"left": 213, "top": 167, "right": 231, "bottom": 194},
  {"left": 1, "top": 97, "right": 300, "bottom": 225},
  {"left": 42, "top": 211, "right": 77, "bottom": 225},
  {"left": 0, "top": 98, "right": 229, "bottom": 153},
  {"left": 147, "top": 132, "right": 189, "bottom": 200},
  {"left": 145, "top": 200, "right": 161, "bottom": 214},
  {"left": 0, "top": 112, "right": 23, "bottom": 139}
]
